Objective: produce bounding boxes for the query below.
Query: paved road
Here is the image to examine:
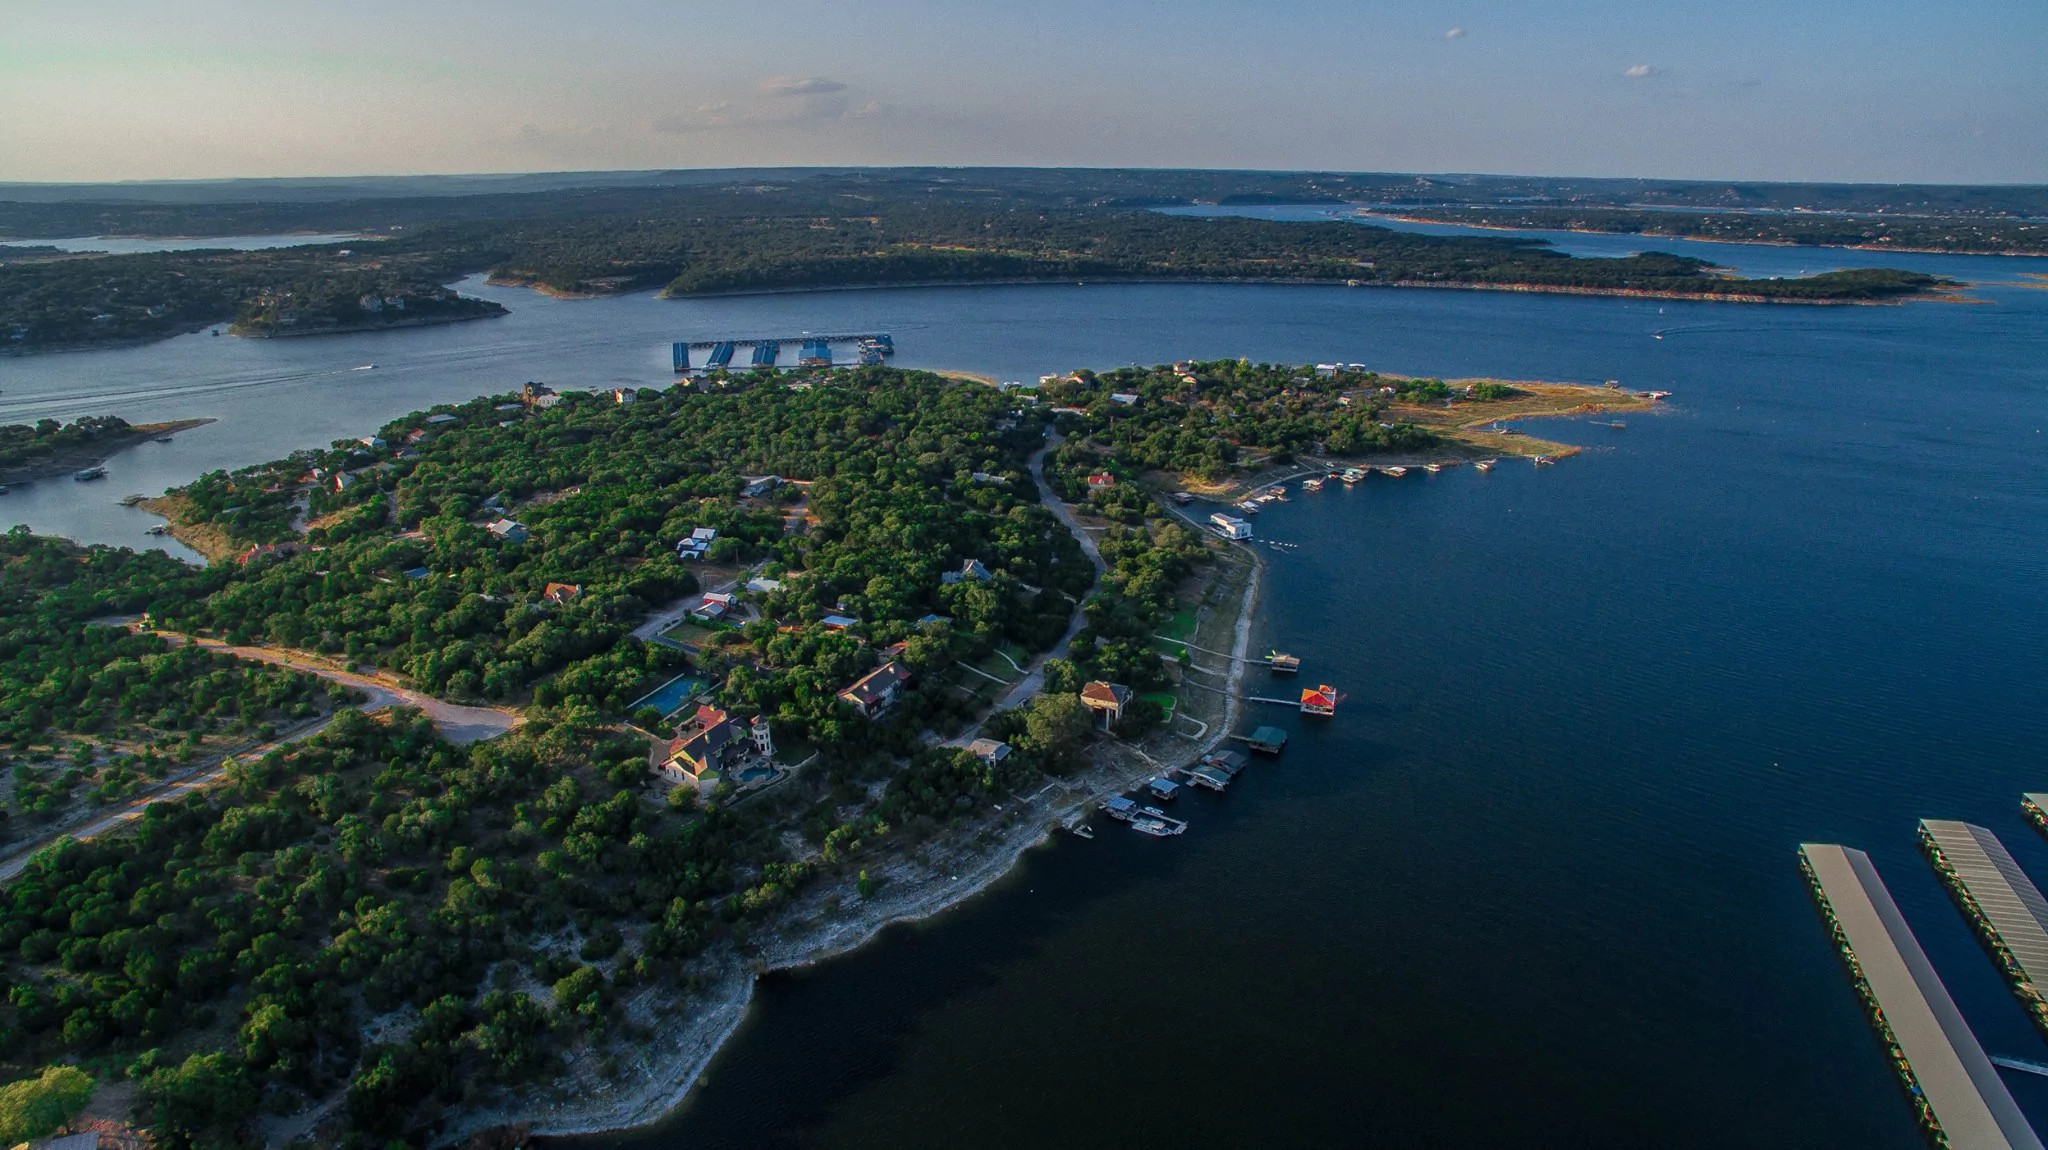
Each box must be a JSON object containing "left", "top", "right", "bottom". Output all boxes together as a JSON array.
[{"left": 975, "top": 435, "right": 1109, "bottom": 721}]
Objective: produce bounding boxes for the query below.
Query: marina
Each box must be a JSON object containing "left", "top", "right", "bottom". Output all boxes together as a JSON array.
[
  {"left": 1918, "top": 820, "right": 2048, "bottom": 1036},
  {"left": 670, "top": 332, "right": 893, "bottom": 373},
  {"left": 1800, "top": 843, "right": 2043, "bottom": 1150}
]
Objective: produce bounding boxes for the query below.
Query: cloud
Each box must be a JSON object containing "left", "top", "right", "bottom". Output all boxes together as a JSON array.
[
  {"left": 758, "top": 76, "right": 847, "bottom": 97},
  {"left": 1623, "top": 64, "right": 1655, "bottom": 78},
  {"left": 1443, "top": 27, "right": 1466, "bottom": 40}
]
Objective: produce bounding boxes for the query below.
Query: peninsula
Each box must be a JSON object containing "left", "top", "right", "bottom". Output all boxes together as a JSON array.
[
  {"left": 0, "top": 415, "right": 212, "bottom": 485},
  {"left": 0, "top": 362, "right": 1660, "bottom": 1144}
]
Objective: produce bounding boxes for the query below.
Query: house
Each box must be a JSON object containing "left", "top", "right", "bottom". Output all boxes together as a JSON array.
[
  {"left": 487, "top": 518, "right": 529, "bottom": 543},
  {"left": 333, "top": 472, "right": 357, "bottom": 492},
  {"left": 959, "top": 559, "right": 992, "bottom": 582},
  {"left": 425, "top": 413, "right": 459, "bottom": 425},
  {"left": 702, "top": 591, "right": 736, "bottom": 607},
  {"left": 915, "top": 614, "right": 952, "bottom": 628},
  {"left": 238, "top": 542, "right": 299, "bottom": 566},
  {"left": 1209, "top": 513, "right": 1253, "bottom": 541},
  {"left": 741, "top": 475, "right": 782, "bottom": 498},
  {"left": 838, "top": 662, "right": 911, "bottom": 718},
  {"left": 403, "top": 566, "right": 431, "bottom": 581},
  {"left": 358, "top": 435, "right": 386, "bottom": 450},
  {"left": 613, "top": 388, "right": 637, "bottom": 405},
  {"left": 967, "top": 739, "right": 1012, "bottom": 765},
  {"left": 675, "top": 527, "right": 718, "bottom": 560},
  {"left": 689, "top": 600, "right": 729, "bottom": 623},
  {"left": 1086, "top": 473, "right": 1116, "bottom": 490},
  {"left": 821, "top": 614, "right": 859, "bottom": 631},
  {"left": 1079, "top": 680, "right": 1133, "bottom": 728},
  {"left": 970, "top": 471, "right": 1010, "bottom": 485},
  {"left": 662, "top": 705, "right": 749, "bottom": 783},
  {"left": 542, "top": 582, "right": 582, "bottom": 604},
  {"left": 522, "top": 382, "right": 556, "bottom": 407},
  {"left": 746, "top": 576, "right": 783, "bottom": 594},
  {"left": 1109, "top": 392, "right": 1139, "bottom": 406}
]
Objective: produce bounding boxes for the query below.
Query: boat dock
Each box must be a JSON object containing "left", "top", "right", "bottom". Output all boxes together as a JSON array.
[
  {"left": 1919, "top": 820, "right": 2048, "bottom": 1035},
  {"left": 671, "top": 332, "right": 894, "bottom": 373},
  {"left": 1227, "top": 726, "right": 1288, "bottom": 754},
  {"left": 1800, "top": 842, "right": 2043, "bottom": 1149}
]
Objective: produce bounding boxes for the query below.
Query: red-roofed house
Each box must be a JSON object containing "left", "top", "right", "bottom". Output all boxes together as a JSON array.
[{"left": 1079, "top": 680, "right": 1132, "bottom": 728}]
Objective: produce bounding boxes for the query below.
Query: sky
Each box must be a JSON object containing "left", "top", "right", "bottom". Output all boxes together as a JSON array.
[{"left": 1, "top": 0, "right": 2043, "bottom": 185}]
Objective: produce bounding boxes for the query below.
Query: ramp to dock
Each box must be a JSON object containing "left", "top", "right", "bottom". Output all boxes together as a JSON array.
[{"left": 1801, "top": 842, "right": 2042, "bottom": 1150}]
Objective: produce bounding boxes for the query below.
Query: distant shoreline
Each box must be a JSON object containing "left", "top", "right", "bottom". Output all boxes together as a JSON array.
[{"left": 1364, "top": 211, "right": 2048, "bottom": 260}]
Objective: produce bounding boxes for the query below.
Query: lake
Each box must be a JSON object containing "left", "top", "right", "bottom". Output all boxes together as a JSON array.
[{"left": 6, "top": 227, "right": 2048, "bottom": 1146}]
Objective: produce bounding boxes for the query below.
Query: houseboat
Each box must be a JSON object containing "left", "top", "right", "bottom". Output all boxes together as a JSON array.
[
  {"left": 1300, "top": 685, "right": 1344, "bottom": 717},
  {"left": 1533, "top": 455, "right": 1555, "bottom": 466},
  {"left": 1380, "top": 466, "right": 1407, "bottom": 478},
  {"left": 1266, "top": 650, "right": 1301, "bottom": 674},
  {"left": 1185, "top": 765, "right": 1232, "bottom": 792},
  {"left": 1146, "top": 776, "right": 1182, "bottom": 802},
  {"left": 1474, "top": 459, "right": 1496, "bottom": 472},
  {"left": 1339, "top": 468, "right": 1365, "bottom": 485},
  {"left": 73, "top": 466, "right": 106, "bottom": 482},
  {"left": 1424, "top": 463, "right": 1442, "bottom": 474},
  {"left": 1301, "top": 476, "right": 1325, "bottom": 491},
  {"left": 1103, "top": 795, "right": 1140, "bottom": 822},
  {"left": 1130, "top": 817, "right": 1182, "bottom": 837}
]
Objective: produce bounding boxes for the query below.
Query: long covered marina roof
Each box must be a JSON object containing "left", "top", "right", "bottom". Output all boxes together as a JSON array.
[
  {"left": 1801, "top": 842, "right": 2042, "bottom": 1150},
  {"left": 1921, "top": 819, "right": 2048, "bottom": 1009}
]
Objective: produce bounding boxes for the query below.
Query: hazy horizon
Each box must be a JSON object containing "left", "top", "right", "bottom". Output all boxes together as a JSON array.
[{"left": 3, "top": 0, "right": 2044, "bottom": 185}]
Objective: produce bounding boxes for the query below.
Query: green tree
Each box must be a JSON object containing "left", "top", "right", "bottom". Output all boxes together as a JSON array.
[{"left": 0, "top": 1065, "right": 94, "bottom": 1143}]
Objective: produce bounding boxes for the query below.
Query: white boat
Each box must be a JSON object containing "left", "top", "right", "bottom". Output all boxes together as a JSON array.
[
  {"left": 354, "top": 363, "right": 377, "bottom": 371},
  {"left": 1474, "top": 459, "right": 1496, "bottom": 472},
  {"left": 1424, "top": 463, "right": 1442, "bottom": 474},
  {"left": 1381, "top": 466, "right": 1407, "bottom": 477},
  {"left": 1533, "top": 455, "right": 1555, "bottom": 466},
  {"left": 1301, "top": 477, "right": 1324, "bottom": 491},
  {"left": 1130, "top": 817, "right": 1184, "bottom": 837}
]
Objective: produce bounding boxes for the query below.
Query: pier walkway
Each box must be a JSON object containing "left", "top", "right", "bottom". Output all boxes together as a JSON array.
[{"left": 1801, "top": 842, "right": 2042, "bottom": 1149}]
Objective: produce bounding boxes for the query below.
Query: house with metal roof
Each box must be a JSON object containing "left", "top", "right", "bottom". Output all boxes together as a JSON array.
[{"left": 838, "top": 662, "right": 911, "bottom": 718}]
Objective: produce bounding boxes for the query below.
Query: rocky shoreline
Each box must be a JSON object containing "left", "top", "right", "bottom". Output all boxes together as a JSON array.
[{"left": 438, "top": 540, "right": 1265, "bottom": 1147}]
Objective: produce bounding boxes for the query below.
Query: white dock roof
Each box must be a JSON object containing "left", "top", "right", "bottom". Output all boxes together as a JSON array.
[
  {"left": 1921, "top": 820, "right": 2048, "bottom": 999},
  {"left": 1801, "top": 842, "right": 2041, "bottom": 1150}
]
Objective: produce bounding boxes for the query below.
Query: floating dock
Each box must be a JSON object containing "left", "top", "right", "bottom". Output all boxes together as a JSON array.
[
  {"left": 1919, "top": 820, "right": 2048, "bottom": 1036},
  {"left": 669, "top": 333, "right": 893, "bottom": 373},
  {"left": 2023, "top": 794, "right": 2048, "bottom": 838},
  {"left": 1800, "top": 842, "right": 2043, "bottom": 1150}
]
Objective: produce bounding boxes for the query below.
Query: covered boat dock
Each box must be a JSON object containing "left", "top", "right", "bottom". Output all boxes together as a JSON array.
[
  {"left": 1800, "top": 842, "right": 2042, "bottom": 1149},
  {"left": 1919, "top": 819, "right": 2048, "bottom": 1033}
]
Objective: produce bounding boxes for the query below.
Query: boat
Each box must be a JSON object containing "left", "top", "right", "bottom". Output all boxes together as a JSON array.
[
  {"left": 1103, "top": 796, "right": 1139, "bottom": 822},
  {"left": 1146, "top": 777, "right": 1181, "bottom": 802},
  {"left": 1070, "top": 823, "right": 1095, "bottom": 840},
  {"left": 1235, "top": 501, "right": 1260, "bottom": 515},
  {"left": 1474, "top": 459, "right": 1496, "bottom": 472},
  {"left": 0, "top": 485, "right": 9, "bottom": 495},
  {"left": 1381, "top": 466, "right": 1407, "bottom": 478},
  {"left": 144, "top": 525, "right": 168, "bottom": 536},
  {"left": 154, "top": 435, "right": 174, "bottom": 443},
  {"left": 1301, "top": 477, "right": 1324, "bottom": 491},
  {"left": 118, "top": 494, "right": 147, "bottom": 506},
  {"left": 1170, "top": 491, "right": 1193, "bottom": 505},
  {"left": 1424, "top": 463, "right": 1442, "bottom": 474},
  {"left": 1607, "top": 420, "right": 1626, "bottom": 429},
  {"left": 354, "top": 363, "right": 376, "bottom": 371},
  {"left": 1264, "top": 486, "right": 1287, "bottom": 499},
  {"left": 1533, "top": 455, "right": 1555, "bottom": 466},
  {"left": 1130, "top": 817, "right": 1178, "bottom": 837},
  {"left": 73, "top": 466, "right": 106, "bottom": 482},
  {"left": 1266, "top": 650, "right": 1301, "bottom": 674},
  {"left": 1338, "top": 468, "right": 1365, "bottom": 484}
]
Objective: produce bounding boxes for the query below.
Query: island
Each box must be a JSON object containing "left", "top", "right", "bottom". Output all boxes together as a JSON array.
[
  {"left": 0, "top": 361, "right": 1651, "bottom": 1144},
  {"left": 0, "top": 415, "right": 213, "bottom": 486}
]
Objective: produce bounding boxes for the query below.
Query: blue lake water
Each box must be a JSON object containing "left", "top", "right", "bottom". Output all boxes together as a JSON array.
[{"left": 4, "top": 227, "right": 2048, "bottom": 1146}]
